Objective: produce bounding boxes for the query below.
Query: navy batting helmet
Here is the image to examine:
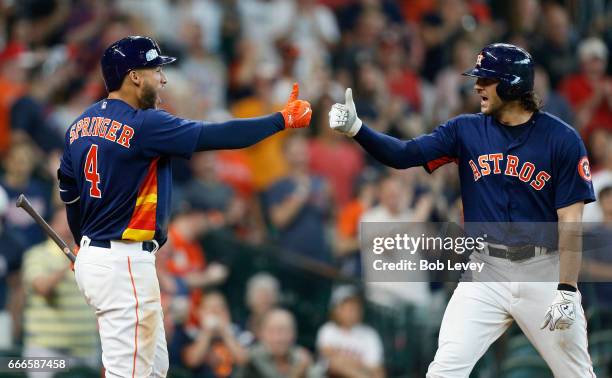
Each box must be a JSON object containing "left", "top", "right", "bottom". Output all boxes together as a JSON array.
[
  {"left": 462, "top": 43, "right": 534, "bottom": 101},
  {"left": 101, "top": 36, "right": 176, "bottom": 92}
]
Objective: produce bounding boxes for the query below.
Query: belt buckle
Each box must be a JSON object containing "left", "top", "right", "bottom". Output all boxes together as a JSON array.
[{"left": 506, "top": 245, "right": 534, "bottom": 261}]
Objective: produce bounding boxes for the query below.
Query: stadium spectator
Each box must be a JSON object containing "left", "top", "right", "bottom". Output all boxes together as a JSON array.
[
  {"left": 0, "top": 42, "right": 28, "bottom": 153},
  {"left": 291, "top": 0, "right": 340, "bottom": 86},
  {"left": 334, "top": 169, "right": 378, "bottom": 277},
  {"left": 21, "top": 208, "right": 99, "bottom": 376},
  {"left": 335, "top": 8, "right": 386, "bottom": 74},
  {"left": 380, "top": 31, "right": 422, "bottom": 114},
  {"left": 0, "top": 184, "right": 25, "bottom": 345},
  {"left": 433, "top": 37, "right": 478, "bottom": 124},
  {"left": 238, "top": 308, "right": 322, "bottom": 378},
  {"left": 533, "top": 65, "right": 574, "bottom": 126},
  {"left": 559, "top": 37, "right": 612, "bottom": 136},
  {"left": 237, "top": 0, "right": 296, "bottom": 68},
  {"left": 508, "top": 0, "right": 540, "bottom": 38},
  {"left": 245, "top": 272, "right": 281, "bottom": 337},
  {"left": 230, "top": 65, "right": 289, "bottom": 190},
  {"left": 0, "top": 141, "right": 52, "bottom": 249},
  {"left": 531, "top": 3, "right": 577, "bottom": 88},
  {"left": 265, "top": 132, "right": 333, "bottom": 264},
  {"left": 10, "top": 62, "right": 66, "bottom": 152},
  {"left": 308, "top": 94, "right": 365, "bottom": 207},
  {"left": 184, "top": 152, "right": 237, "bottom": 215},
  {"left": 316, "top": 285, "right": 384, "bottom": 378},
  {"left": 336, "top": 0, "right": 404, "bottom": 32},
  {"left": 178, "top": 291, "right": 249, "bottom": 377},
  {"left": 581, "top": 185, "right": 612, "bottom": 311},
  {"left": 360, "top": 174, "right": 434, "bottom": 307},
  {"left": 584, "top": 136, "right": 612, "bottom": 222},
  {"left": 178, "top": 19, "right": 228, "bottom": 118},
  {"left": 158, "top": 195, "right": 229, "bottom": 331},
  {"left": 420, "top": 0, "right": 478, "bottom": 82}
]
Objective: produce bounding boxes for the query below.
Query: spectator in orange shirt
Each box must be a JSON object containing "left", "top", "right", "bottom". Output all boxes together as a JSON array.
[
  {"left": 0, "top": 42, "right": 27, "bottom": 154},
  {"left": 179, "top": 291, "right": 249, "bottom": 378},
  {"left": 559, "top": 37, "right": 612, "bottom": 138},
  {"left": 334, "top": 170, "right": 378, "bottom": 277},
  {"left": 157, "top": 196, "right": 229, "bottom": 330}
]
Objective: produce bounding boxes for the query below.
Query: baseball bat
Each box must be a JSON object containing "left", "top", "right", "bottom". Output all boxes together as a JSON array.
[{"left": 15, "top": 194, "right": 76, "bottom": 263}]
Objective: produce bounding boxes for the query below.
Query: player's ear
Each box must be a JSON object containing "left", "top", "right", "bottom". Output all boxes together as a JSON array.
[{"left": 127, "top": 70, "right": 142, "bottom": 87}]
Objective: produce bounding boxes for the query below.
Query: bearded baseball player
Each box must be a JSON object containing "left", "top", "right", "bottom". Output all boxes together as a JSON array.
[
  {"left": 329, "top": 43, "right": 596, "bottom": 377},
  {"left": 57, "top": 36, "right": 311, "bottom": 377}
]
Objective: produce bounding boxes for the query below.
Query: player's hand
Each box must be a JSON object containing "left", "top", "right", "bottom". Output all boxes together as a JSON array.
[
  {"left": 540, "top": 290, "right": 579, "bottom": 331},
  {"left": 280, "top": 82, "right": 312, "bottom": 129},
  {"left": 328, "top": 88, "right": 362, "bottom": 137}
]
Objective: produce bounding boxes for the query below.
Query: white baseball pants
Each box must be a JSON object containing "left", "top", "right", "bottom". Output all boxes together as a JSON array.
[
  {"left": 427, "top": 253, "right": 595, "bottom": 378},
  {"left": 75, "top": 237, "right": 168, "bottom": 378}
]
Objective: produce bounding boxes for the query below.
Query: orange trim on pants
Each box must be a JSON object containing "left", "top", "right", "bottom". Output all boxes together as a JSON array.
[{"left": 127, "top": 257, "right": 139, "bottom": 378}]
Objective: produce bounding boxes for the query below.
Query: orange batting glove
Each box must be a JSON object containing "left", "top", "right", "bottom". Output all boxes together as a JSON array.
[
  {"left": 69, "top": 245, "right": 79, "bottom": 272},
  {"left": 280, "top": 82, "right": 312, "bottom": 129}
]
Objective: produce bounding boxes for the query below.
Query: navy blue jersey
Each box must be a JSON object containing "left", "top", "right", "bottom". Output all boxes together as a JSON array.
[
  {"left": 415, "top": 111, "right": 595, "bottom": 247},
  {"left": 59, "top": 99, "right": 202, "bottom": 245}
]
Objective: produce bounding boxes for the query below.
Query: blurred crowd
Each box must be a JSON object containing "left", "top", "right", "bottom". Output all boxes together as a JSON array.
[{"left": 0, "top": 0, "right": 611, "bottom": 376}]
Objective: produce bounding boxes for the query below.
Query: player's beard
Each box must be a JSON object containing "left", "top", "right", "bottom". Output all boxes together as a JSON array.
[
  {"left": 483, "top": 96, "right": 504, "bottom": 116},
  {"left": 138, "top": 82, "right": 158, "bottom": 110}
]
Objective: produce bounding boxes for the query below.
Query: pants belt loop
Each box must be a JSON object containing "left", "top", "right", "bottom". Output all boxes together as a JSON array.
[{"left": 150, "top": 240, "right": 159, "bottom": 255}]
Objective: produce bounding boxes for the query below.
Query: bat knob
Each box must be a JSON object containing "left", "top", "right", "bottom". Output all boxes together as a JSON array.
[{"left": 16, "top": 194, "right": 26, "bottom": 208}]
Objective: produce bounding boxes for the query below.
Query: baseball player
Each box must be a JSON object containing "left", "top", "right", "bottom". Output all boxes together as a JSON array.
[
  {"left": 328, "top": 43, "right": 596, "bottom": 377},
  {"left": 57, "top": 36, "right": 311, "bottom": 378}
]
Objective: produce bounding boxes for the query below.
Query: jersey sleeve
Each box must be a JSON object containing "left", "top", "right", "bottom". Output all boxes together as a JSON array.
[
  {"left": 139, "top": 110, "right": 203, "bottom": 159},
  {"left": 58, "top": 133, "right": 79, "bottom": 204},
  {"left": 553, "top": 132, "right": 596, "bottom": 209},
  {"left": 414, "top": 117, "right": 460, "bottom": 173}
]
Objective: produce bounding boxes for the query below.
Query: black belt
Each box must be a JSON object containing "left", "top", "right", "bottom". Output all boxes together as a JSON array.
[
  {"left": 481, "top": 244, "right": 553, "bottom": 262},
  {"left": 89, "top": 240, "right": 157, "bottom": 253}
]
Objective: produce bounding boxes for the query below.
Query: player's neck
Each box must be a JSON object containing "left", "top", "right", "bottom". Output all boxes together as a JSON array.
[
  {"left": 494, "top": 102, "right": 534, "bottom": 126},
  {"left": 107, "top": 89, "right": 140, "bottom": 110}
]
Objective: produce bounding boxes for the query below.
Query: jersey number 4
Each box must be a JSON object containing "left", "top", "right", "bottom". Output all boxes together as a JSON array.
[{"left": 85, "top": 144, "right": 102, "bottom": 198}]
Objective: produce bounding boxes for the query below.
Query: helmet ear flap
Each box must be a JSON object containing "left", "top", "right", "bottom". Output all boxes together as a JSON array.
[{"left": 496, "top": 80, "right": 521, "bottom": 101}]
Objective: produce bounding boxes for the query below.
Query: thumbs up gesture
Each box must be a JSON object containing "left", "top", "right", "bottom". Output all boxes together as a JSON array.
[
  {"left": 328, "top": 88, "right": 362, "bottom": 137},
  {"left": 280, "top": 83, "right": 312, "bottom": 129}
]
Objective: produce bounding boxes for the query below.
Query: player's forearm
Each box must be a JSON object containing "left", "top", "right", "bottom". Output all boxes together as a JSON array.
[
  {"left": 558, "top": 223, "right": 582, "bottom": 287},
  {"left": 557, "top": 203, "right": 585, "bottom": 287},
  {"left": 65, "top": 202, "right": 82, "bottom": 245},
  {"left": 195, "top": 113, "right": 285, "bottom": 151},
  {"left": 353, "top": 123, "right": 426, "bottom": 169}
]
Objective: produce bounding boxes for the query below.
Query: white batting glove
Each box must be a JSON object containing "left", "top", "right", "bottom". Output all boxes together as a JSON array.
[
  {"left": 540, "top": 290, "right": 579, "bottom": 331},
  {"left": 328, "top": 88, "right": 362, "bottom": 137}
]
